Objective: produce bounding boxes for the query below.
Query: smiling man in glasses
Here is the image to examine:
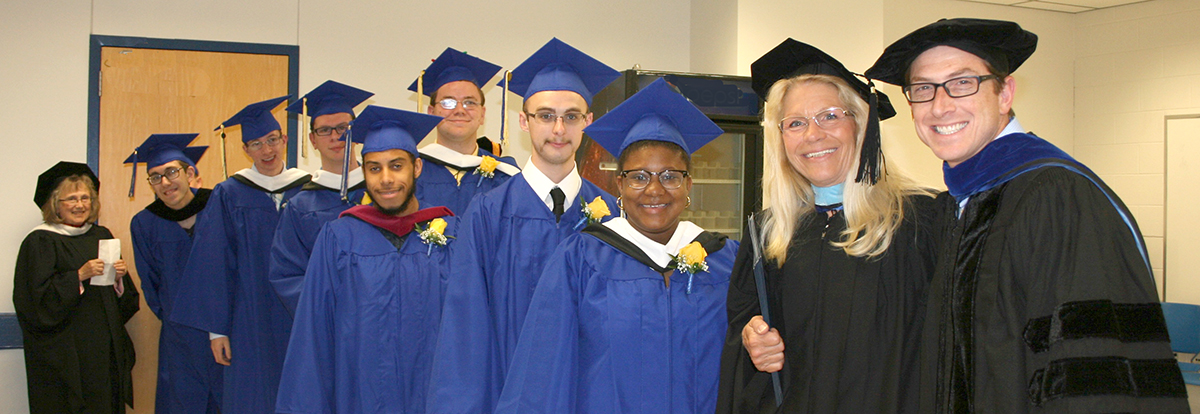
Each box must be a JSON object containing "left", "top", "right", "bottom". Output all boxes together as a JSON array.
[
  {"left": 127, "top": 134, "right": 222, "bottom": 414},
  {"left": 268, "top": 80, "right": 373, "bottom": 314},
  {"left": 169, "top": 96, "right": 312, "bottom": 414},
  {"left": 426, "top": 38, "right": 619, "bottom": 414},
  {"left": 866, "top": 18, "right": 1187, "bottom": 413},
  {"left": 407, "top": 48, "right": 519, "bottom": 214}
]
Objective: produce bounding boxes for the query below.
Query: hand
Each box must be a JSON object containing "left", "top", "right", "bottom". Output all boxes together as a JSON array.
[
  {"left": 77, "top": 259, "right": 104, "bottom": 281},
  {"left": 742, "top": 315, "right": 785, "bottom": 373},
  {"left": 113, "top": 259, "right": 127, "bottom": 277},
  {"left": 211, "top": 337, "right": 232, "bottom": 366}
]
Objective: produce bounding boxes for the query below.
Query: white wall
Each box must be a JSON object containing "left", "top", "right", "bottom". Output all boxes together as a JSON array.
[
  {"left": 0, "top": 2, "right": 94, "bottom": 411},
  {"left": 1072, "top": 0, "right": 1200, "bottom": 300}
]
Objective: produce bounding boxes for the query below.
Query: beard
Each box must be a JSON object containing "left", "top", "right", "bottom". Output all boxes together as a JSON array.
[{"left": 370, "top": 188, "right": 417, "bottom": 217}]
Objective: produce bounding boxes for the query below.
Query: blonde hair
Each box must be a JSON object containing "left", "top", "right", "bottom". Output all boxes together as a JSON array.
[
  {"left": 759, "top": 74, "right": 930, "bottom": 265},
  {"left": 40, "top": 174, "right": 101, "bottom": 225}
]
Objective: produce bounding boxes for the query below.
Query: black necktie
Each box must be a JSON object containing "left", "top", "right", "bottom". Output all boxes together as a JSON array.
[{"left": 550, "top": 187, "right": 565, "bottom": 223}]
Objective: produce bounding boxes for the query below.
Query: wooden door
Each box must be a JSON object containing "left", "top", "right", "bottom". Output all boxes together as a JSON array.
[{"left": 96, "top": 46, "right": 290, "bottom": 413}]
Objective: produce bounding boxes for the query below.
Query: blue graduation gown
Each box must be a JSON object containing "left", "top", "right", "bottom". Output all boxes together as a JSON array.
[
  {"left": 276, "top": 214, "right": 456, "bottom": 414},
  {"left": 129, "top": 193, "right": 223, "bottom": 414},
  {"left": 269, "top": 182, "right": 367, "bottom": 314},
  {"left": 415, "top": 149, "right": 517, "bottom": 215},
  {"left": 495, "top": 231, "right": 737, "bottom": 414},
  {"left": 426, "top": 174, "right": 616, "bottom": 414},
  {"left": 169, "top": 178, "right": 305, "bottom": 414}
]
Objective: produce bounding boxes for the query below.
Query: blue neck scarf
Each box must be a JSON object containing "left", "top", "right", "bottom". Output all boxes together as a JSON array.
[{"left": 812, "top": 183, "right": 844, "bottom": 211}]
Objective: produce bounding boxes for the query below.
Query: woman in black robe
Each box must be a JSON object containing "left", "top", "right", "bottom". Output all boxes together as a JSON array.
[
  {"left": 715, "top": 40, "right": 938, "bottom": 414},
  {"left": 14, "top": 161, "right": 139, "bottom": 413}
]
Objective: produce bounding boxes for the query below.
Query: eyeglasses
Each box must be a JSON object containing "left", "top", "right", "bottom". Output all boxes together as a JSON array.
[
  {"left": 246, "top": 135, "right": 284, "bottom": 151},
  {"left": 779, "top": 108, "right": 854, "bottom": 134},
  {"left": 525, "top": 111, "right": 587, "bottom": 127},
  {"left": 437, "top": 98, "right": 481, "bottom": 111},
  {"left": 903, "top": 75, "right": 999, "bottom": 103},
  {"left": 313, "top": 124, "right": 349, "bottom": 137},
  {"left": 147, "top": 167, "right": 184, "bottom": 185},
  {"left": 58, "top": 195, "right": 92, "bottom": 205},
  {"left": 620, "top": 169, "right": 690, "bottom": 190}
]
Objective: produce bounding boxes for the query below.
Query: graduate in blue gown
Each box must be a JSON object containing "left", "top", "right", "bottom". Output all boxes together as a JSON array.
[
  {"left": 496, "top": 78, "right": 736, "bottom": 414},
  {"left": 426, "top": 38, "right": 620, "bottom": 414},
  {"left": 270, "top": 81, "right": 373, "bottom": 314},
  {"left": 277, "top": 105, "right": 452, "bottom": 414},
  {"left": 169, "top": 96, "right": 311, "bottom": 414},
  {"left": 409, "top": 47, "right": 519, "bottom": 214},
  {"left": 127, "top": 134, "right": 223, "bottom": 413}
]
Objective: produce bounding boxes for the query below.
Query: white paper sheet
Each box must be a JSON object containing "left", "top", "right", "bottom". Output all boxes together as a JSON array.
[{"left": 92, "top": 239, "right": 120, "bottom": 286}]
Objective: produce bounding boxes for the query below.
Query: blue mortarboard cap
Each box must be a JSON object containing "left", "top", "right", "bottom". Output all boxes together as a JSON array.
[
  {"left": 124, "top": 133, "right": 206, "bottom": 170},
  {"left": 585, "top": 78, "right": 723, "bottom": 157},
  {"left": 407, "top": 48, "right": 502, "bottom": 97},
  {"left": 286, "top": 81, "right": 373, "bottom": 118},
  {"left": 215, "top": 95, "right": 290, "bottom": 143},
  {"left": 352, "top": 105, "right": 443, "bottom": 158},
  {"left": 122, "top": 133, "right": 208, "bottom": 196},
  {"left": 501, "top": 38, "right": 620, "bottom": 105}
]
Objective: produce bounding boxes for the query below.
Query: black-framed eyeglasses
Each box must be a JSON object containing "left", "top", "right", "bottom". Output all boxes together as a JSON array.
[
  {"left": 619, "top": 169, "right": 690, "bottom": 190},
  {"left": 246, "top": 135, "right": 284, "bottom": 151},
  {"left": 147, "top": 167, "right": 184, "bottom": 185},
  {"left": 903, "top": 75, "right": 1000, "bottom": 103},
  {"left": 779, "top": 108, "right": 854, "bottom": 134},
  {"left": 437, "top": 98, "right": 481, "bottom": 111},
  {"left": 313, "top": 124, "right": 349, "bottom": 137},
  {"left": 525, "top": 111, "right": 587, "bottom": 126}
]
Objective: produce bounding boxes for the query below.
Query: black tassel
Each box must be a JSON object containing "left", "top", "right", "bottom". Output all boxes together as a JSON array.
[
  {"left": 856, "top": 81, "right": 882, "bottom": 185},
  {"left": 128, "top": 149, "right": 138, "bottom": 197}
]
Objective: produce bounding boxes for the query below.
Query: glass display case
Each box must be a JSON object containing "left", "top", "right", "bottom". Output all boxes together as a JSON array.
[{"left": 581, "top": 69, "right": 763, "bottom": 240}]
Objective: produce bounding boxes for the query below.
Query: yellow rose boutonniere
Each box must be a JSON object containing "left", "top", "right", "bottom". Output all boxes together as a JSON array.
[
  {"left": 575, "top": 196, "right": 611, "bottom": 230},
  {"left": 670, "top": 241, "right": 710, "bottom": 294},
  {"left": 416, "top": 218, "right": 454, "bottom": 256},
  {"left": 474, "top": 156, "right": 499, "bottom": 187}
]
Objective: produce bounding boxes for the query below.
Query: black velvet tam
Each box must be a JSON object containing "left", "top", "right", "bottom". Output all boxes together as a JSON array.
[{"left": 865, "top": 18, "right": 1038, "bottom": 86}]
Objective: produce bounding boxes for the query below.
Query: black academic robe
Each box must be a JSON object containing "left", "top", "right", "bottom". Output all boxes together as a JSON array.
[
  {"left": 717, "top": 194, "right": 938, "bottom": 414},
  {"left": 13, "top": 225, "right": 140, "bottom": 414},
  {"left": 923, "top": 165, "right": 1189, "bottom": 413}
]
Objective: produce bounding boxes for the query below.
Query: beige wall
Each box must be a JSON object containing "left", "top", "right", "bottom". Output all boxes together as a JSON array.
[
  {"left": 5, "top": 0, "right": 1188, "bottom": 412},
  {"left": 1072, "top": 0, "right": 1200, "bottom": 300}
]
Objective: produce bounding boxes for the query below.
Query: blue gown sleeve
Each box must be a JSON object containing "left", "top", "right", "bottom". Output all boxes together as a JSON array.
[
  {"left": 169, "top": 184, "right": 236, "bottom": 335},
  {"left": 495, "top": 238, "right": 582, "bottom": 414},
  {"left": 427, "top": 199, "right": 501, "bottom": 414},
  {"left": 269, "top": 203, "right": 309, "bottom": 315},
  {"left": 276, "top": 223, "right": 339, "bottom": 414},
  {"left": 129, "top": 214, "right": 165, "bottom": 319}
]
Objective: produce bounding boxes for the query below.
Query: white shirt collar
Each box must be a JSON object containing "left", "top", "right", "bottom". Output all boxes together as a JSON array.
[
  {"left": 993, "top": 116, "right": 1026, "bottom": 142},
  {"left": 234, "top": 166, "right": 310, "bottom": 192},
  {"left": 30, "top": 222, "right": 92, "bottom": 236},
  {"left": 602, "top": 217, "right": 705, "bottom": 268},
  {"left": 420, "top": 143, "right": 520, "bottom": 176},
  {"left": 522, "top": 159, "right": 582, "bottom": 211},
  {"left": 310, "top": 167, "right": 364, "bottom": 190}
]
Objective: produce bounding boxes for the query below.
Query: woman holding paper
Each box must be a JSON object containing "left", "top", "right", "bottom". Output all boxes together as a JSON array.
[{"left": 13, "top": 161, "right": 139, "bottom": 414}]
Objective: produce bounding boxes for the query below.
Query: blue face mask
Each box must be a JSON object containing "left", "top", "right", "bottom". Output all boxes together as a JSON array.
[{"left": 812, "top": 183, "right": 844, "bottom": 207}]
